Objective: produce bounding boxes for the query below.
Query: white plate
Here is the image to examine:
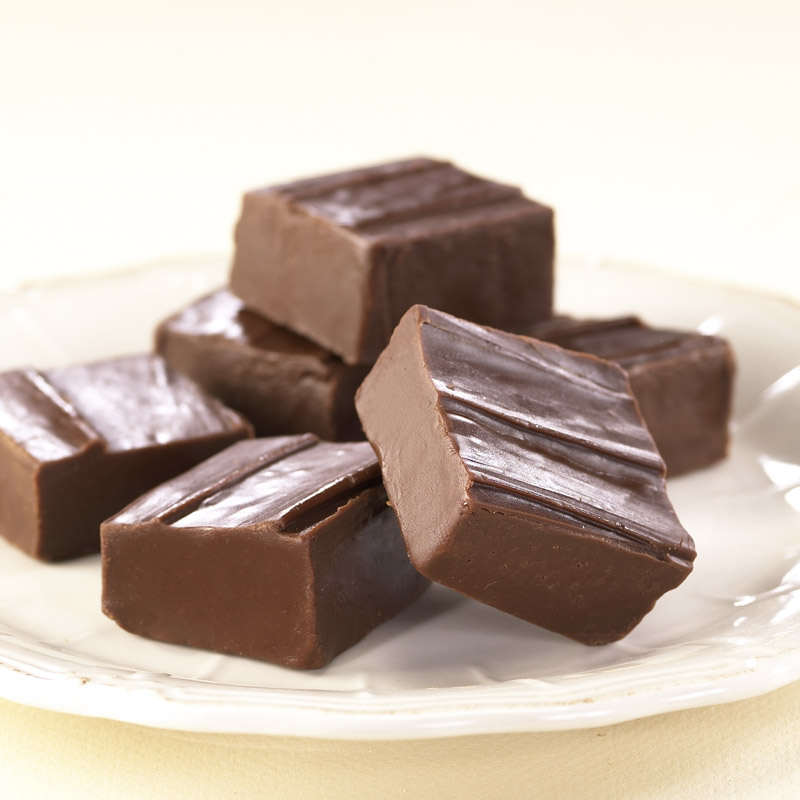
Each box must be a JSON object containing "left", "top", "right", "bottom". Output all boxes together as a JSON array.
[{"left": 0, "top": 257, "right": 798, "bottom": 739}]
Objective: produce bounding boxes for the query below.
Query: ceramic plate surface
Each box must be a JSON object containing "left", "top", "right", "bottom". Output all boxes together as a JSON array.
[{"left": 0, "top": 257, "right": 798, "bottom": 739}]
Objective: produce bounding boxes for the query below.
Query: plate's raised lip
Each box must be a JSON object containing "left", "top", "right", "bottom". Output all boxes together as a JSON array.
[
  {"left": 557, "top": 256, "right": 800, "bottom": 311},
  {"left": 0, "top": 256, "right": 799, "bottom": 740},
  {"left": 2, "top": 627, "right": 800, "bottom": 738},
  {"left": 3, "top": 253, "right": 798, "bottom": 311}
]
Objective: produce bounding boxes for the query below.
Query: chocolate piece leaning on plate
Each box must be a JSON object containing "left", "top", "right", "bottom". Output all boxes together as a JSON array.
[
  {"left": 525, "top": 315, "right": 735, "bottom": 476},
  {"left": 0, "top": 355, "right": 252, "bottom": 561},
  {"left": 101, "top": 435, "right": 428, "bottom": 669},
  {"left": 230, "top": 156, "right": 554, "bottom": 364},
  {"left": 155, "top": 288, "right": 369, "bottom": 441},
  {"left": 355, "top": 305, "right": 696, "bottom": 646}
]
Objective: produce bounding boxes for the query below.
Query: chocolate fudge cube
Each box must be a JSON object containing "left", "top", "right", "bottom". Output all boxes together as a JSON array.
[
  {"left": 230, "top": 157, "right": 554, "bottom": 364},
  {"left": 155, "top": 289, "right": 369, "bottom": 441},
  {"left": 101, "top": 435, "right": 428, "bottom": 669},
  {"left": 356, "top": 306, "right": 696, "bottom": 646},
  {"left": 526, "top": 316, "right": 735, "bottom": 476},
  {"left": 0, "top": 355, "right": 252, "bottom": 561}
]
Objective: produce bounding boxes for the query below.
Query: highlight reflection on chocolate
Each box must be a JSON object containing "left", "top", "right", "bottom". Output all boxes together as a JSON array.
[
  {"left": 156, "top": 289, "right": 369, "bottom": 441},
  {"left": 101, "top": 435, "right": 428, "bottom": 669},
  {"left": 525, "top": 315, "right": 735, "bottom": 476},
  {"left": 356, "top": 305, "right": 696, "bottom": 646},
  {"left": 230, "top": 157, "right": 555, "bottom": 364}
]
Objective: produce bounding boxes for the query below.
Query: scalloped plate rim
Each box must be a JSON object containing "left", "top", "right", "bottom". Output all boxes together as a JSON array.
[{"left": 0, "top": 256, "right": 797, "bottom": 739}]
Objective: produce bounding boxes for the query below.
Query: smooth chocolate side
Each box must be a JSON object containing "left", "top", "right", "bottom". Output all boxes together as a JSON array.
[
  {"left": 230, "top": 157, "right": 554, "bottom": 364},
  {"left": 155, "top": 289, "right": 368, "bottom": 440},
  {"left": 356, "top": 305, "right": 695, "bottom": 646},
  {"left": 101, "top": 436, "right": 428, "bottom": 669}
]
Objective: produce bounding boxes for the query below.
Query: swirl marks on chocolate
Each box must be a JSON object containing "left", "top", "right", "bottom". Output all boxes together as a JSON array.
[{"left": 415, "top": 307, "right": 693, "bottom": 563}]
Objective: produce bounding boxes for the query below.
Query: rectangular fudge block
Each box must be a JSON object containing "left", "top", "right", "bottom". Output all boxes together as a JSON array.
[
  {"left": 230, "top": 157, "right": 555, "bottom": 364},
  {"left": 155, "top": 289, "right": 369, "bottom": 441},
  {"left": 0, "top": 355, "right": 252, "bottom": 561},
  {"left": 525, "top": 316, "right": 735, "bottom": 476},
  {"left": 101, "top": 435, "right": 429, "bottom": 669},
  {"left": 356, "top": 305, "right": 696, "bottom": 646}
]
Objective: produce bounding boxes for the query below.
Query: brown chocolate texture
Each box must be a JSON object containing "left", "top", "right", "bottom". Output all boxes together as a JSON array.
[
  {"left": 101, "top": 435, "right": 428, "bottom": 669},
  {"left": 356, "top": 305, "right": 696, "bottom": 646},
  {"left": 155, "top": 289, "right": 369, "bottom": 441},
  {"left": 0, "top": 355, "right": 252, "bottom": 561},
  {"left": 230, "top": 157, "right": 554, "bottom": 364},
  {"left": 526, "top": 316, "right": 735, "bottom": 476}
]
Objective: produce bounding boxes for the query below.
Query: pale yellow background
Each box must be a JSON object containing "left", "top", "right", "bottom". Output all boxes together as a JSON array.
[
  {"left": 1, "top": 0, "right": 799, "bottom": 300},
  {"left": 1, "top": 1, "right": 799, "bottom": 797}
]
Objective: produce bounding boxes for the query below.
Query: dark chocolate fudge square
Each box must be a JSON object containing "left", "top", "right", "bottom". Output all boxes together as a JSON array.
[
  {"left": 0, "top": 354, "right": 252, "bottom": 561},
  {"left": 230, "top": 157, "right": 554, "bottom": 364},
  {"left": 156, "top": 289, "right": 369, "bottom": 441},
  {"left": 101, "top": 435, "right": 428, "bottom": 669},
  {"left": 356, "top": 305, "right": 696, "bottom": 646},
  {"left": 526, "top": 316, "right": 735, "bottom": 476}
]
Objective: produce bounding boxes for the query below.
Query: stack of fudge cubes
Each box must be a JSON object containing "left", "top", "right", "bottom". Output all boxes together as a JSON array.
[{"left": 0, "top": 157, "right": 734, "bottom": 669}]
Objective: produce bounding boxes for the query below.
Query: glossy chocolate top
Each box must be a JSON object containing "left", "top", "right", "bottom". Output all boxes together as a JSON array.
[
  {"left": 112, "top": 435, "right": 381, "bottom": 532},
  {"left": 415, "top": 306, "right": 695, "bottom": 563},
  {"left": 0, "top": 355, "right": 249, "bottom": 462},
  {"left": 43, "top": 355, "right": 247, "bottom": 453},
  {"left": 526, "top": 315, "right": 727, "bottom": 368},
  {"left": 256, "top": 157, "right": 550, "bottom": 239},
  {"left": 0, "top": 369, "right": 101, "bottom": 463},
  {"left": 158, "top": 289, "right": 341, "bottom": 361}
]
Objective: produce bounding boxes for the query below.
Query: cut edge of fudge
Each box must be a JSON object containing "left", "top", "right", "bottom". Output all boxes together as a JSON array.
[
  {"left": 230, "top": 157, "right": 554, "bottom": 364},
  {"left": 101, "top": 435, "right": 428, "bottom": 669},
  {"left": 356, "top": 305, "right": 696, "bottom": 646},
  {"left": 155, "top": 289, "right": 368, "bottom": 441}
]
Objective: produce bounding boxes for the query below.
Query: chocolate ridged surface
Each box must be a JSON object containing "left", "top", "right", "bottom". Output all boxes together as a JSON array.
[
  {"left": 102, "top": 436, "right": 428, "bottom": 669},
  {"left": 119, "top": 435, "right": 381, "bottom": 530},
  {"left": 356, "top": 305, "right": 696, "bottom": 646},
  {"left": 0, "top": 355, "right": 251, "bottom": 561},
  {"left": 155, "top": 290, "right": 368, "bottom": 441},
  {"left": 230, "top": 157, "right": 554, "bottom": 364},
  {"left": 526, "top": 315, "right": 722, "bottom": 367},
  {"left": 45, "top": 355, "right": 241, "bottom": 451},
  {"left": 526, "top": 315, "right": 735, "bottom": 475},
  {"left": 420, "top": 311, "right": 692, "bottom": 561},
  {"left": 0, "top": 369, "right": 101, "bottom": 462},
  {"left": 276, "top": 157, "right": 527, "bottom": 235}
]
